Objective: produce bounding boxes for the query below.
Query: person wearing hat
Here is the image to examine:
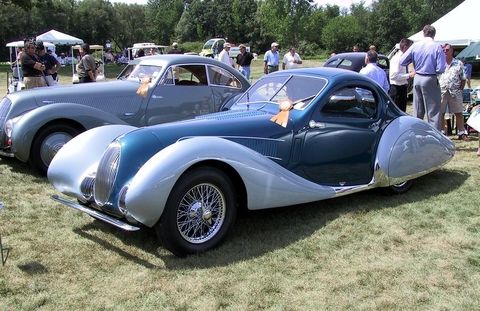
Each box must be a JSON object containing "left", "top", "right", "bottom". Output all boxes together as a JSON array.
[
  {"left": 168, "top": 42, "right": 182, "bottom": 54},
  {"left": 36, "top": 42, "right": 61, "bottom": 86},
  {"left": 20, "top": 40, "right": 46, "bottom": 89},
  {"left": 218, "top": 42, "right": 234, "bottom": 67},
  {"left": 76, "top": 44, "right": 96, "bottom": 83},
  {"left": 264, "top": 42, "right": 280, "bottom": 74}
]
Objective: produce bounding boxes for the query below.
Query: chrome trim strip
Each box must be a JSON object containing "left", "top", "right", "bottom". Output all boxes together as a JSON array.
[{"left": 51, "top": 195, "right": 140, "bottom": 231}]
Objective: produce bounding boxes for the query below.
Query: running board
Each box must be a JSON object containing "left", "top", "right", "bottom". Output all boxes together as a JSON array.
[{"left": 51, "top": 195, "right": 140, "bottom": 231}]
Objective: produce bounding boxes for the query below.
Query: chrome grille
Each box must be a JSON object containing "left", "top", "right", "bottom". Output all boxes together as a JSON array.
[{"left": 94, "top": 142, "right": 121, "bottom": 206}]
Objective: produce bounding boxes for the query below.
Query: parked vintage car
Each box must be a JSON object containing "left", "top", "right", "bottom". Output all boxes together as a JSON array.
[
  {"left": 0, "top": 54, "right": 249, "bottom": 175},
  {"left": 324, "top": 52, "right": 390, "bottom": 77},
  {"left": 48, "top": 67, "right": 455, "bottom": 257}
]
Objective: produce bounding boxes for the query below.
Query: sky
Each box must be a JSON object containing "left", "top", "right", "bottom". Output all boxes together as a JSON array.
[{"left": 110, "top": 0, "right": 374, "bottom": 9}]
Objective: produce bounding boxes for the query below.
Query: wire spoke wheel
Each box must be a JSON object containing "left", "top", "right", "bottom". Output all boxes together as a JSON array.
[
  {"left": 177, "top": 183, "right": 226, "bottom": 244},
  {"left": 156, "top": 167, "right": 237, "bottom": 257}
]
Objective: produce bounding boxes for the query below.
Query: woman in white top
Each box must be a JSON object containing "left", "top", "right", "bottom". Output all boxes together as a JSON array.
[{"left": 282, "top": 46, "right": 302, "bottom": 70}]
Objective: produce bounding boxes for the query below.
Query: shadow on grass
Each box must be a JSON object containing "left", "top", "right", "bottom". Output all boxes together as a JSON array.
[
  {"left": 69, "top": 168, "right": 469, "bottom": 269},
  {"left": 0, "top": 157, "right": 47, "bottom": 184}
]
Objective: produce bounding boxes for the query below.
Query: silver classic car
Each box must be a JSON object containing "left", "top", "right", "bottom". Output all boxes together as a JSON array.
[
  {"left": 0, "top": 55, "right": 249, "bottom": 175},
  {"left": 49, "top": 68, "right": 455, "bottom": 257}
]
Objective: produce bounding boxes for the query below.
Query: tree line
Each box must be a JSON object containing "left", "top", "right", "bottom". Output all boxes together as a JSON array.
[{"left": 0, "top": 0, "right": 464, "bottom": 60}]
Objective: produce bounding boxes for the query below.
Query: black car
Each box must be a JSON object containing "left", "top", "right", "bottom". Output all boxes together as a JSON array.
[{"left": 323, "top": 52, "right": 390, "bottom": 77}]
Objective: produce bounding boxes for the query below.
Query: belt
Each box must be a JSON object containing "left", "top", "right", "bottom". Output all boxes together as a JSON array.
[
  {"left": 391, "top": 84, "right": 408, "bottom": 87},
  {"left": 24, "top": 75, "right": 42, "bottom": 77},
  {"left": 268, "top": 65, "right": 278, "bottom": 67},
  {"left": 416, "top": 73, "right": 436, "bottom": 76},
  {"left": 239, "top": 65, "right": 250, "bottom": 67}
]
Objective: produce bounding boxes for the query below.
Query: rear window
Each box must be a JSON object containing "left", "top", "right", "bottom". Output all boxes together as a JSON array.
[{"left": 325, "top": 58, "right": 355, "bottom": 70}]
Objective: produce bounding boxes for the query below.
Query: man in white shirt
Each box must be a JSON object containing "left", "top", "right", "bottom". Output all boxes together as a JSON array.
[
  {"left": 282, "top": 45, "right": 302, "bottom": 70},
  {"left": 218, "top": 43, "right": 233, "bottom": 67},
  {"left": 359, "top": 50, "right": 390, "bottom": 93},
  {"left": 389, "top": 38, "right": 415, "bottom": 111}
]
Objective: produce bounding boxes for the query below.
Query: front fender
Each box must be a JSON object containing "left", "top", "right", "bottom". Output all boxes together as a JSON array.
[
  {"left": 125, "top": 136, "right": 336, "bottom": 227},
  {"left": 11, "top": 103, "right": 131, "bottom": 162},
  {"left": 48, "top": 124, "right": 138, "bottom": 200}
]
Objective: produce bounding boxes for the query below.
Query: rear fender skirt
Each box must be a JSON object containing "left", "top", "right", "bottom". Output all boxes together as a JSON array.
[{"left": 375, "top": 116, "right": 455, "bottom": 184}]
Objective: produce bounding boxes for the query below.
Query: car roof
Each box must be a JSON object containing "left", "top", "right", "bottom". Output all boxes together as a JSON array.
[
  {"left": 323, "top": 52, "right": 388, "bottom": 72},
  {"left": 126, "top": 54, "right": 250, "bottom": 84},
  {"left": 265, "top": 66, "right": 373, "bottom": 83},
  {"left": 328, "top": 52, "right": 388, "bottom": 60},
  {"left": 128, "top": 54, "right": 220, "bottom": 66}
]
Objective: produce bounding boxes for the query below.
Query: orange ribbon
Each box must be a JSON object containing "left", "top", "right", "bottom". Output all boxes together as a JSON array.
[
  {"left": 136, "top": 75, "right": 152, "bottom": 98},
  {"left": 270, "top": 99, "right": 293, "bottom": 127}
]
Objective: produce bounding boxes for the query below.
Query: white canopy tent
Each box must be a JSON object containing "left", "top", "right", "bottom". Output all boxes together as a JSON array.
[
  {"left": 409, "top": 0, "right": 480, "bottom": 46},
  {"left": 36, "top": 29, "right": 84, "bottom": 45}
]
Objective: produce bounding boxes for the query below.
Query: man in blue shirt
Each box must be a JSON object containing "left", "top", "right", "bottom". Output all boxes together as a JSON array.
[
  {"left": 264, "top": 42, "right": 280, "bottom": 75},
  {"left": 400, "top": 25, "right": 446, "bottom": 131}
]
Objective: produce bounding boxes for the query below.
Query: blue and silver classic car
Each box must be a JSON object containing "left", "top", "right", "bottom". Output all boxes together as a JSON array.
[{"left": 48, "top": 67, "right": 455, "bottom": 257}]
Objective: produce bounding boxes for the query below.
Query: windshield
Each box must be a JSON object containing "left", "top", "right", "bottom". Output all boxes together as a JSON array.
[
  {"left": 235, "top": 75, "right": 328, "bottom": 109},
  {"left": 117, "top": 64, "right": 162, "bottom": 82},
  {"left": 203, "top": 39, "right": 215, "bottom": 50}
]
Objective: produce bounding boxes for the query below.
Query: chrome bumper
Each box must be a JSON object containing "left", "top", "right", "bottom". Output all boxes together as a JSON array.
[
  {"left": 0, "top": 149, "right": 14, "bottom": 157},
  {"left": 51, "top": 195, "right": 140, "bottom": 231}
]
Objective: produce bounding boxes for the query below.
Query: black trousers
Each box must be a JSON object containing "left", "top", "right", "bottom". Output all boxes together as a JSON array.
[{"left": 389, "top": 84, "right": 408, "bottom": 112}]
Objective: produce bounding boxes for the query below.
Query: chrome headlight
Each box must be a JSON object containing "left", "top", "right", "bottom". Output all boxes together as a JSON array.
[
  {"left": 94, "top": 141, "right": 121, "bottom": 206},
  {"left": 4, "top": 116, "right": 22, "bottom": 138},
  {"left": 118, "top": 185, "right": 129, "bottom": 215},
  {"left": 80, "top": 173, "right": 96, "bottom": 201}
]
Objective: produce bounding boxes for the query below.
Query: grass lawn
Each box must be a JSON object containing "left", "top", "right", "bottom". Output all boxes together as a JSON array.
[{"left": 1, "top": 58, "right": 480, "bottom": 310}]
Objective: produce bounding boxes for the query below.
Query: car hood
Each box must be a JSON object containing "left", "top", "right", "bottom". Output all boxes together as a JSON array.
[
  {"left": 10, "top": 80, "right": 140, "bottom": 107},
  {"left": 147, "top": 107, "right": 295, "bottom": 145}
]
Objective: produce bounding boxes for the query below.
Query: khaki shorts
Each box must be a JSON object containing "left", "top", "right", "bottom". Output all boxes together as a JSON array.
[
  {"left": 441, "top": 91, "right": 463, "bottom": 114},
  {"left": 24, "top": 76, "right": 46, "bottom": 89}
]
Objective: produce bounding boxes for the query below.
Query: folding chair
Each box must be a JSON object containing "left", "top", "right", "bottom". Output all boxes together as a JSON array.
[
  {"left": 463, "top": 89, "right": 479, "bottom": 134},
  {"left": 450, "top": 89, "right": 473, "bottom": 135}
]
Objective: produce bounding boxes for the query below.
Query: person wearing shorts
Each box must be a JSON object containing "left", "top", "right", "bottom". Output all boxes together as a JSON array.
[{"left": 439, "top": 43, "right": 469, "bottom": 140}]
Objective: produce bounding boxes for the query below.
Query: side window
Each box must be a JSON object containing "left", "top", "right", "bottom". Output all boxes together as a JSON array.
[
  {"left": 377, "top": 58, "right": 388, "bottom": 70},
  {"left": 174, "top": 65, "right": 205, "bottom": 85},
  {"left": 159, "top": 67, "right": 175, "bottom": 85},
  {"left": 321, "top": 87, "right": 377, "bottom": 119},
  {"left": 207, "top": 65, "right": 242, "bottom": 88}
]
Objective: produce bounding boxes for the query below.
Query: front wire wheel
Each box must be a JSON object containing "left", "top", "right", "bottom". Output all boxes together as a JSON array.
[
  {"left": 156, "top": 167, "right": 237, "bottom": 257},
  {"left": 29, "top": 123, "right": 81, "bottom": 175}
]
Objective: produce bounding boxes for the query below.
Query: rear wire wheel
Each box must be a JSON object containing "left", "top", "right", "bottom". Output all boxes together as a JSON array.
[
  {"left": 156, "top": 167, "right": 237, "bottom": 257},
  {"left": 384, "top": 179, "right": 415, "bottom": 195}
]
